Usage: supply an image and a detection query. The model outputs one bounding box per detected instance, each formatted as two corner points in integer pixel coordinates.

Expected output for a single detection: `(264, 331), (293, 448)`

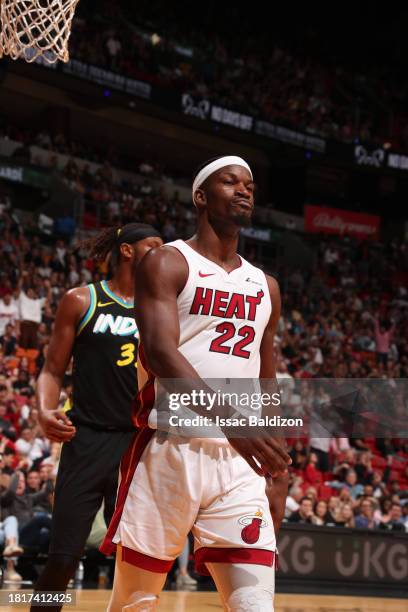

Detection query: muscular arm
(36, 287), (89, 442)
(261, 275), (289, 534)
(134, 248), (291, 476)
(134, 247), (200, 379)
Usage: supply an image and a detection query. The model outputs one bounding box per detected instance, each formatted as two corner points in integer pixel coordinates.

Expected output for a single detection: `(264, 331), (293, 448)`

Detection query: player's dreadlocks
(84, 226), (120, 264)
(83, 224), (162, 275)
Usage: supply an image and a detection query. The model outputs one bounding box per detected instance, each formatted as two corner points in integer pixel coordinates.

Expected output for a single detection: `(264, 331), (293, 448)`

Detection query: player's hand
(39, 409), (76, 443)
(227, 436), (291, 477)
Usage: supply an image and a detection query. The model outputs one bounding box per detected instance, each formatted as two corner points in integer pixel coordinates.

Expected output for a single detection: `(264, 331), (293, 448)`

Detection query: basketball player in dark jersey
(30, 223), (162, 612)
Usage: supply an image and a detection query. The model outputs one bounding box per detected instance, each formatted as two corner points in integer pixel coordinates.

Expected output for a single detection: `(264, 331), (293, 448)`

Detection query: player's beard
(207, 207), (252, 231)
(231, 211), (252, 228)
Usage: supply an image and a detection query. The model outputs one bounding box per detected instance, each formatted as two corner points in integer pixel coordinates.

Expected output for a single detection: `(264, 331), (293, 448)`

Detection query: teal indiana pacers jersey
(70, 281), (137, 430)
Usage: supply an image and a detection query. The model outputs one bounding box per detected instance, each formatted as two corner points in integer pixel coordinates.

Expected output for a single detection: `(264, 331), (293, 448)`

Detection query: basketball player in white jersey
(102, 156), (291, 611)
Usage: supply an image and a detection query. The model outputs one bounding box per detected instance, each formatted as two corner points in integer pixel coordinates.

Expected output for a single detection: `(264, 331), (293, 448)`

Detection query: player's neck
(108, 266), (134, 301)
(190, 225), (240, 268)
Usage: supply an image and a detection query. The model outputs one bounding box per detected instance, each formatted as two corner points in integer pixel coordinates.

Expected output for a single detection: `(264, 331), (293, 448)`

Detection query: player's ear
(120, 243), (133, 260)
(193, 188), (206, 210)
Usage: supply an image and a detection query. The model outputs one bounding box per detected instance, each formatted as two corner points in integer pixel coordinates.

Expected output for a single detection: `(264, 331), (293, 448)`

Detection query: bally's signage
(304, 205), (380, 240)
(354, 145), (385, 168)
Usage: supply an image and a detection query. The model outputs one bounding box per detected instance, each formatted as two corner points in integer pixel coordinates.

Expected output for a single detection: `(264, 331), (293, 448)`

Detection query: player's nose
(235, 182), (252, 199)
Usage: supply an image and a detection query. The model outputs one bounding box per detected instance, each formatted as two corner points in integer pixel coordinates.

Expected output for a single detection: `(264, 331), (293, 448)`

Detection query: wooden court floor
(3, 590), (406, 612)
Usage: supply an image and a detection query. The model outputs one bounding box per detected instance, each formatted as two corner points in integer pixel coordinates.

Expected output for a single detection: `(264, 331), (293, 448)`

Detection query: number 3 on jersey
(209, 322), (255, 359)
(117, 342), (137, 367)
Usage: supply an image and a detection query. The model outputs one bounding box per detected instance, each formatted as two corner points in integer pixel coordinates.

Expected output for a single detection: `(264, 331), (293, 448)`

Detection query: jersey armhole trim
(262, 271), (273, 317)
(76, 284), (97, 336)
(165, 243), (190, 299)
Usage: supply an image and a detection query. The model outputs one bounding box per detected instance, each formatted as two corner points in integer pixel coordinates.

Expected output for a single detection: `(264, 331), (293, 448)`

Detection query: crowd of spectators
(0, 144), (407, 583)
(277, 237), (408, 379)
(61, 0), (408, 150)
(284, 444), (407, 532)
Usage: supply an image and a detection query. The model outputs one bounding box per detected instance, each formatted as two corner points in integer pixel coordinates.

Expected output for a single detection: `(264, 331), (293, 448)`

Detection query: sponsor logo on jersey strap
(97, 301), (115, 307)
(199, 271), (216, 277)
(239, 510), (268, 544)
(245, 277), (263, 287)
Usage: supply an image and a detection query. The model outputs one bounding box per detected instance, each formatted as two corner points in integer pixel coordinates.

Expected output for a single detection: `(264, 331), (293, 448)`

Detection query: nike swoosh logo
(199, 271), (216, 278)
(98, 301), (115, 307)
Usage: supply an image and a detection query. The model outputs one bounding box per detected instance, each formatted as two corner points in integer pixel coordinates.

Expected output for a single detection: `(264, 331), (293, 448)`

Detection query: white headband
(192, 155), (253, 202)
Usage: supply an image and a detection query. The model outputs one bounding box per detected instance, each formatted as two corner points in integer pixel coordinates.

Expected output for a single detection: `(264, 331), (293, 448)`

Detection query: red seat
(318, 484), (334, 500)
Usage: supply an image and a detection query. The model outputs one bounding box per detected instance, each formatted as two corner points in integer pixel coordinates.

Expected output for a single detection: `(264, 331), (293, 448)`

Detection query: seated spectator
(16, 275), (50, 350)
(2, 447), (17, 475)
(355, 498), (376, 530)
(338, 487), (353, 506)
(15, 426), (48, 469)
(0, 404), (16, 441)
(0, 323), (18, 359)
(312, 500), (329, 526)
(289, 440), (307, 470)
(0, 294), (18, 337)
(304, 452), (323, 486)
(1, 471), (53, 553)
(371, 470), (388, 498)
(287, 496), (315, 524)
(378, 502), (405, 532)
(335, 503), (355, 528)
(31, 464), (53, 515)
(12, 369), (34, 397)
(327, 469), (364, 500)
(285, 485), (302, 518)
(25, 470), (41, 493)
(305, 486), (318, 504)
(326, 496), (341, 525)
(388, 479), (402, 500)
(402, 501), (408, 532)
(309, 437), (331, 473)
(354, 451), (373, 485)
(374, 497), (392, 524)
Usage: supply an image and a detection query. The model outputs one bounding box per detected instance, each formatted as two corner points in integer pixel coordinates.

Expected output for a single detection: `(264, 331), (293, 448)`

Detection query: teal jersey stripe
(101, 280), (134, 309)
(77, 284), (97, 335)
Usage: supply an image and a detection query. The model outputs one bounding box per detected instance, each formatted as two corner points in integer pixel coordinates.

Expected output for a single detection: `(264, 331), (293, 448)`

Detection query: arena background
(0, 1), (407, 610)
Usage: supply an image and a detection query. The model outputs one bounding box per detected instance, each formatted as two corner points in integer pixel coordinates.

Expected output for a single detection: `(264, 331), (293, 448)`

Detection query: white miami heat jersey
(168, 239), (272, 378)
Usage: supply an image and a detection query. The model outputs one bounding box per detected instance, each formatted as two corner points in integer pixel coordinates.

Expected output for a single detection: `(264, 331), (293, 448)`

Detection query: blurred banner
(0, 159), (50, 189)
(304, 205), (380, 239)
(24, 56), (408, 174)
(277, 524), (408, 596)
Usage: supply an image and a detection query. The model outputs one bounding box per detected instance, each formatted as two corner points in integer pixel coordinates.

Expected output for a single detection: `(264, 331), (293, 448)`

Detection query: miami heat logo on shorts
(238, 510), (268, 544)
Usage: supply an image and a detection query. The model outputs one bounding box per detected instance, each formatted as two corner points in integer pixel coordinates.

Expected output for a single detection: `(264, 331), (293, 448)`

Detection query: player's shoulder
(59, 285), (91, 315)
(139, 243), (189, 273)
(137, 244), (189, 291)
(263, 273), (280, 295)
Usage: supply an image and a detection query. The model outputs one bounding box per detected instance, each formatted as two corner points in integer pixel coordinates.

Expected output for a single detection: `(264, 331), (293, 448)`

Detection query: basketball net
(0, 0), (80, 64)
